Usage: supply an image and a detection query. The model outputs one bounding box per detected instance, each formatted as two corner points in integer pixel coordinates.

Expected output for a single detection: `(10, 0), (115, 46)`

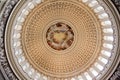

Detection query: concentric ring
(5, 0), (117, 80)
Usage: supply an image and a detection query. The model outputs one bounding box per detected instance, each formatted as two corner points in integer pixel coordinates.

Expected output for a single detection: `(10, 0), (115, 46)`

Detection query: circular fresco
(46, 22), (74, 51)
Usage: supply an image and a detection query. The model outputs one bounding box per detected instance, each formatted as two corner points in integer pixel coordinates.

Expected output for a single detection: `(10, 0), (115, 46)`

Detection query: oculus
(46, 22), (74, 50)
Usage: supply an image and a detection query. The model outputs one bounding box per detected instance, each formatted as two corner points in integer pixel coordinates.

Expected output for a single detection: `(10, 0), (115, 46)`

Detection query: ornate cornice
(0, 0), (19, 80)
(109, 0), (120, 80)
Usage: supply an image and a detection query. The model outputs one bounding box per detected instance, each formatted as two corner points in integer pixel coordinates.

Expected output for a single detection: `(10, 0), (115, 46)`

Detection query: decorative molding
(0, 0), (7, 15)
(110, 63), (120, 80)
(0, 0), (19, 80)
(112, 0), (120, 13)
(109, 0), (120, 80)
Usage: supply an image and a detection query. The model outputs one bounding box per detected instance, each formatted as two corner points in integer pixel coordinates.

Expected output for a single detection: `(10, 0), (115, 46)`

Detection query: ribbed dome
(20, 0), (102, 79)
(4, 0), (119, 80)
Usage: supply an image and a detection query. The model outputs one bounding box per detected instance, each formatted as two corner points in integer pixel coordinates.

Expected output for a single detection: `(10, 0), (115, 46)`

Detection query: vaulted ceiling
(0, 0), (120, 80)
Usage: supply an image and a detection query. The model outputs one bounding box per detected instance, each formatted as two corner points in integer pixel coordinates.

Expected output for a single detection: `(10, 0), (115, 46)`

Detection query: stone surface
(0, 70), (4, 80)
(0, 0), (18, 80)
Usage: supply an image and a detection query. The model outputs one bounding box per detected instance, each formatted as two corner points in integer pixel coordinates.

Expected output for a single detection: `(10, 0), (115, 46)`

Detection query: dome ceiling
(0, 0), (120, 80)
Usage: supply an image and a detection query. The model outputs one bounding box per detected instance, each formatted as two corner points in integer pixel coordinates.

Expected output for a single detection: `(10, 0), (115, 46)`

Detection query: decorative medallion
(46, 22), (74, 50)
